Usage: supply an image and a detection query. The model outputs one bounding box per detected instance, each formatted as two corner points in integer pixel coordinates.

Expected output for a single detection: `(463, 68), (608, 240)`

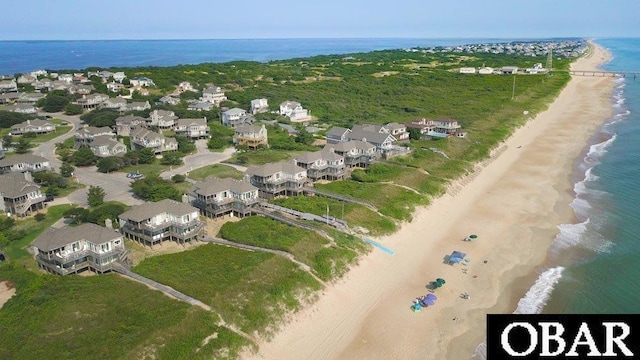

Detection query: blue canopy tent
(448, 251), (466, 265)
(421, 293), (438, 306)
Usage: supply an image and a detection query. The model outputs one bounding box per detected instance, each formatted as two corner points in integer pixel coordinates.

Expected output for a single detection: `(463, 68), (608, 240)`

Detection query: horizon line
(0, 36), (593, 42)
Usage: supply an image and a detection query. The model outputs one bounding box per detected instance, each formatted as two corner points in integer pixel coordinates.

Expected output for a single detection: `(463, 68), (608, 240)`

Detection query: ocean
(512, 38), (640, 316)
(2, 37), (534, 76)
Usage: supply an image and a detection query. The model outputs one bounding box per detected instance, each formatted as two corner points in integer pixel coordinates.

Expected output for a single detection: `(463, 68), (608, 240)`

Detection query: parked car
(44, 194), (54, 202)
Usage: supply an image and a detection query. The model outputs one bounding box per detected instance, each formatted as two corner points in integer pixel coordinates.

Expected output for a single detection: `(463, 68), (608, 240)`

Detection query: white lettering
(603, 322), (634, 356)
(540, 322), (566, 356)
(501, 322), (538, 356)
(566, 322), (602, 357)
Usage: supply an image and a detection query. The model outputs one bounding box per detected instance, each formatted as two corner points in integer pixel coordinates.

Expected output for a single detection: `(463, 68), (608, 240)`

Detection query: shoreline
(243, 41), (615, 360)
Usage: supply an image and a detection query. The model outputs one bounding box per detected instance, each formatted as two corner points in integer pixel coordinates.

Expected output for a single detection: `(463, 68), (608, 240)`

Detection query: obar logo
(487, 314), (639, 359)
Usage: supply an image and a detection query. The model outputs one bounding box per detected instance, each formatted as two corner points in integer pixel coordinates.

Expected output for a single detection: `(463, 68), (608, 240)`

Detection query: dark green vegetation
(187, 164), (244, 181)
(0, 265), (250, 360)
(134, 244), (323, 338)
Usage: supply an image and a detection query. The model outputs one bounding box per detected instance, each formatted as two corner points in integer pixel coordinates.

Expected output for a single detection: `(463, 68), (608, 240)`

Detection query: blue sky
(1, 0), (638, 40)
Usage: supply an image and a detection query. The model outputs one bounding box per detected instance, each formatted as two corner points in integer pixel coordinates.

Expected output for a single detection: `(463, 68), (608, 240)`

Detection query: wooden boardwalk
(555, 69), (638, 79)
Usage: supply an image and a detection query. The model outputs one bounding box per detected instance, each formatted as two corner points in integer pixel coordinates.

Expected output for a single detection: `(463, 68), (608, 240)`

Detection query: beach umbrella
(436, 278), (446, 285)
(421, 296), (436, 306)
(426, 293), (438, 301)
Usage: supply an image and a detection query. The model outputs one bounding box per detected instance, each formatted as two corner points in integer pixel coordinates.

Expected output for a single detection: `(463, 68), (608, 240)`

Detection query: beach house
(16, 92), (46, 105)
(222, 107), (254, 127)
(250, 98), (269, 114)
(201, 85), (227, 105)
(326, 126), (352, 144)
(148, 109), (178, 129)
(89, 136), (128, 157)
(130, 127), (178, 154)
(115, 115), (146, 136)
(190, 177), (260, 218)
(279, 101), (309, 121)
(130, 77), (155, 87)
(74, 126), (115, 148)
(0, 154), (51, 174)
(347, 124), (396, 156)
(294, 149), (346, 181)
(324, 140), (376, 168)
(0, 79), (17, 93)
(0, 172), (47, 216)
(187, 101), (214, 112)
(74, 93), (109, 110)
(10, 119), (55, 136)
(102, 96), (127, 110)
(459, 67), (477, 74)
(174, 118), (210, 139)
(3, 103), (37, 114)
(233, 124), (268, 149)
(122, 101), (151, 112)
(245, 161), (309, 199)
(383, 122), (410, 142)
(118, 199), (204, 247)
(32, 223), (129, 275)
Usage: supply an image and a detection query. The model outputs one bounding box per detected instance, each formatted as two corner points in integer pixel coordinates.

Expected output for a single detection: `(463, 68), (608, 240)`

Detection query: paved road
(32, 112), (82, 171)
(160, 141), (237, 180)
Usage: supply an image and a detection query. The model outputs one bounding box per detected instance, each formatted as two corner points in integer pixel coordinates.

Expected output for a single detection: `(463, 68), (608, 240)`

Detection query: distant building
(0, 172), (46, 217)
(201, 85), (227, 105)
(245, 161), (309, 199)
(10, 119), (55, 135)
(115, 115), (146, 136)
(250, 98), (269, 114)
(174, 118), (209, 139)
(294, 149), (346, 181)
(501, 66), (519, 74)
(74, 126), (115, 148)
(279, 101), (309, 121)
(148, 109), (177, 129)
(0, 154), (51, 174)
(130, 77), (155, 87)
(233, 124), (268, 149)
(130, 127), (178, 154)
(459, 67), (476, 74)
(89, 136), (128, 158)
(222, 107), (254, 127)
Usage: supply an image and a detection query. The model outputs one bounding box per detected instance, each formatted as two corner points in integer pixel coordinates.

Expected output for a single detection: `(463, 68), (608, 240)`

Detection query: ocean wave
(585, 133), (617, 163)
(514, 267), (565, 314)
(553, 219), (590, 249)
(472, 267), (566, 360)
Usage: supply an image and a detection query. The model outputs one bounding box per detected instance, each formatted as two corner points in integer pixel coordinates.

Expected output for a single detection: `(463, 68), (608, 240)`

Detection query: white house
(279, 101), (309, 121)
(221, 107), (253, 127)
(250, 98), (269, 114)
(174, 118), (210, 139)
(130, 77), (155, 87)
(478, 67), (494, 75)
(89, 136), (128, 157)
(459, 67), (476, 74)
(148, 109), (177, 129)
(201, 85), (227, 105)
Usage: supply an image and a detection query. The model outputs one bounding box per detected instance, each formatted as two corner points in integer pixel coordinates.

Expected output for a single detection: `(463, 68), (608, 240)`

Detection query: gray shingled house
(245, 161), (309, 199)
(0, 172), (46, 216)
(190, 177), (259, 218)
(118, 199), (204, 247)
(32, 223), (128, 275)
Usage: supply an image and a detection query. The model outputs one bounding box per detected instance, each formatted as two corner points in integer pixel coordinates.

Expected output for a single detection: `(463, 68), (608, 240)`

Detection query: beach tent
(432, 278), (446, 288)
(411, 303), (423, 312)
(448, 251), (466, 265)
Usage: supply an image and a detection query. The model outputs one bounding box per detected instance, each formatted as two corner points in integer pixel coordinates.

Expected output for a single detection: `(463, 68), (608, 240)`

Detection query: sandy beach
(0, 281), (16, 310)
(243, 42), (614, 360)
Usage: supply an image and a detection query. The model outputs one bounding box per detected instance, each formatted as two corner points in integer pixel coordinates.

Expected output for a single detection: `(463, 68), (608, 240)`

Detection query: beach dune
(243, 42), (614, 360)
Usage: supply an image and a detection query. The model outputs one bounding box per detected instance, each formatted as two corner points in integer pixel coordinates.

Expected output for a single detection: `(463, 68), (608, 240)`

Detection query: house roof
(177, 118), (207, 127)
(0, 172), (41, 198)
(326, 126), (351, 138)
(0, 154), (49, 167)
(79, 126), (113, 136)
(11, 119), (53, 129)
(223, 107), (246, 116)
(352, 123), (386, 133)
(384, 122), (407, 131)
(348, 129), (395, 145)
(32, 223), (122, 252)
(115, 115), (145, 125)
(246, 161), (306, 177)
(130, 127), (164, 141)
(203, 86), (223, 94)
(91, 135), (123, 149)
(235, 124), (263, 134)
(280, 100), (301, 107)
(191, 177), (258, 196)
(119, 199), (198, 222)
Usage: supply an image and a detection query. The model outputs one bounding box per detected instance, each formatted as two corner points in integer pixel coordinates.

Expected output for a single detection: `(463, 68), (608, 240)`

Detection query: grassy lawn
(219, 216), (368, 280)
(224, 149), (305, 166)
(315, 180), (427, 222)
(1, 204), (75, 270)
(0, 265), (250, 360)
(187, 164), (244, 181)
(271, 196), (397, 236)
(134, 244), (322, 338)
(49, 179), (86, 197)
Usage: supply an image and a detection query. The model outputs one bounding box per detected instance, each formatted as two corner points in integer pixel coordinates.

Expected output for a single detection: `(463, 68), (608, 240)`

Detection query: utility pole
(511, 75), (516, 100)
(326, 203), (329, 225)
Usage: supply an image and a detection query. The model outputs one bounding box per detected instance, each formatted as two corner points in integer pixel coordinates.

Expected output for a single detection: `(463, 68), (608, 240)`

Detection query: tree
(137, 147), (156, 164)
(171, 174), (186, 183)
(63, 207), (90, 224)
(1, 135), (12, 148)
(73, 147), (97, 166)
(407, 127), (422, 140)
(80, 108), (120, 127)
(87, 202), (128, 226)
(124, 150), (141, 166)
(295, 127), (314, 145)
(42, 93), (72, 112)
(97, 156), (125, 173)
(64, 103), (83, 115)
(160, 151), (182, 165)
(60, 162), (74, 177)
(14, 138), (31, 154)
(87, 185), (106, 207)
(130, 175), (181, 202)
(175, 135), (196, 154)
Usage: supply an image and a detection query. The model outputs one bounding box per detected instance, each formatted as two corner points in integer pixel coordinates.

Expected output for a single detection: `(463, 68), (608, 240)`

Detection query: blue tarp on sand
(449, 251), (466, 264)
